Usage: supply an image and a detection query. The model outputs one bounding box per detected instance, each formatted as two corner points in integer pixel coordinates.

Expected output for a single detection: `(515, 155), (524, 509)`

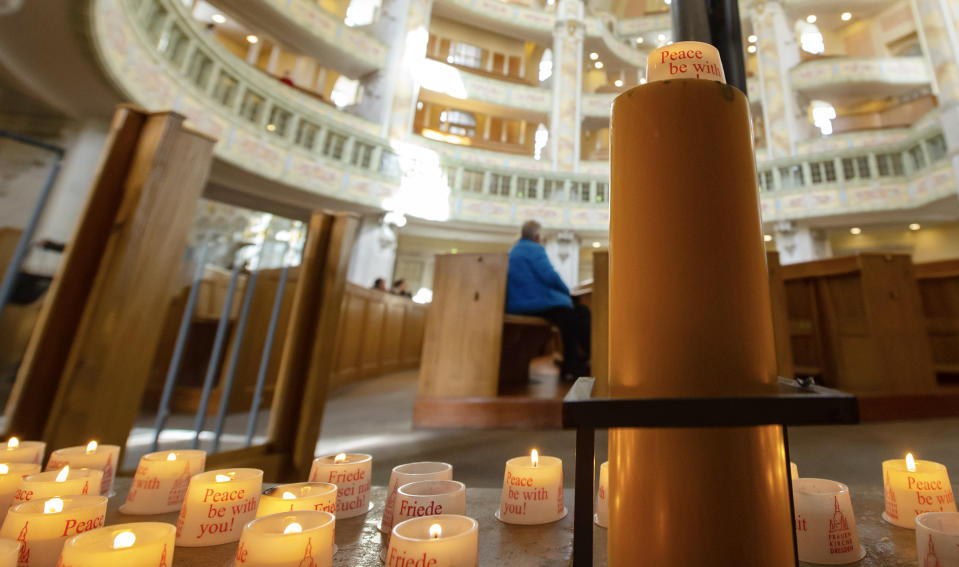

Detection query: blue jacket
(506, 238), (572, 314)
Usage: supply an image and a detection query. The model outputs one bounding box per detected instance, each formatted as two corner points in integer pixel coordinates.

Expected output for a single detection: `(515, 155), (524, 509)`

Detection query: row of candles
(0, 437), (953, 565)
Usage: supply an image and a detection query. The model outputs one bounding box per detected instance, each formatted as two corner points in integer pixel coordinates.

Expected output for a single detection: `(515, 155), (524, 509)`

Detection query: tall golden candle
(608, 42), (793, 566)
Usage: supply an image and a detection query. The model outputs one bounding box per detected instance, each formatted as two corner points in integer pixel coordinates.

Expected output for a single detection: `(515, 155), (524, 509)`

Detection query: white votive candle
(381, 462), (453, 534)
(595, 461), (608, 528)
(0, 464), (41, 522)
(883, 453), (956, 529)
(0, 495), (108, 567)
(175, 468), (262, 547)
(235, 510), (334, 567)
(1, 439), (44, 466)
(916, 512), (959, 565)
(256, 482), (337, 518)
(120, 450), (206, 515)
(46, 442), (119, 496)
(0, 539), (18, 567)
(309, 453), (372, 519)
(386, 515), (478, 567)
(59, 522), (175, 566)
(14, 467), (102, 506)
(497, 449), (566, 525)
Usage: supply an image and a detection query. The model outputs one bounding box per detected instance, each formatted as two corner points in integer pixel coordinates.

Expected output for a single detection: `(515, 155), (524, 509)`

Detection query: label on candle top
(646, 41), (725, 84)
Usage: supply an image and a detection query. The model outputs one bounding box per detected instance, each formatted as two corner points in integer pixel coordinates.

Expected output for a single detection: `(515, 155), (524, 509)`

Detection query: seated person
(506, 220), (590, 382)
(372, 278), (388, 292)
(392, 278), (412, 298)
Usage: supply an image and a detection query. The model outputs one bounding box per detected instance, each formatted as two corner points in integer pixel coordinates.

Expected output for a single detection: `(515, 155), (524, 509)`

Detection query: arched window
(810, 100), (837, 136)
(330, 76), (361, 108)
(533, 124), (549, 160)
(344, 0), (381, 26)
(796, 21), (825, 54)
(539, 49), (553, 82)
(439, 110), (476, 137)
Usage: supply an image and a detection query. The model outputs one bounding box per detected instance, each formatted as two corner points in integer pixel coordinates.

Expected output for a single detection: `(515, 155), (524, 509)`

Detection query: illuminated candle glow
(14, 467), (103, 506)
(46, 442), (120, 496)
(386, 515), (478, 567)
(883, 453), (956, 529)
(0, 463), (41, 523)
(498, 450), (565, 525)
(255, 483), (337, 518)
(2, 438), (45, 466)
(59, 522), (175, 567)
(382, 480), (467, 560)
(120, 450), (205, 515)
(0, 495), (108, 567)
(235, 510), (334, 567)
(309, 453), (372, 519)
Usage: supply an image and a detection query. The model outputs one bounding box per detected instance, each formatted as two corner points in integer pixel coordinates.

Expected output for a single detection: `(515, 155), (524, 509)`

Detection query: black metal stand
(562, 377), (860, 566)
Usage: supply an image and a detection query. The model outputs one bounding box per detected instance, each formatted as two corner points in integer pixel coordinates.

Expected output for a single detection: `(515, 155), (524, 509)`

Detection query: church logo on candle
(827, 496), (854, 555)
(17, 522), (28, 564)
(922, 534), (940, 567)
(297, 538), (317, 567)
(158, 543), (168, 567)
(884, 471), (899, 520)
(167, 463), (191, 506)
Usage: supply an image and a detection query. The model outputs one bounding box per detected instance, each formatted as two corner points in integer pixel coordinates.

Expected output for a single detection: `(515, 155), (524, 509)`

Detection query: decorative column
(544, 230), (580, 289)
(549, 0), (585, 172)
(351, 0), (432, 139)
(346, 215), (398, 288)
(772, 222), (831, 264)
(750, 2), (802, 159)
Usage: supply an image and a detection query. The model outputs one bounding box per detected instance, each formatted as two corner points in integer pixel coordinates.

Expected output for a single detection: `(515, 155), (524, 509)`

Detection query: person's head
(520, 220), (542, 244)
(373, 278), (387, 291)
(393, 279), (406, 291)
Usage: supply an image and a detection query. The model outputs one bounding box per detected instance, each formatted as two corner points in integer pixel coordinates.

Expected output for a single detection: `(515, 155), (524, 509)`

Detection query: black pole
(671, 0), (748, 96)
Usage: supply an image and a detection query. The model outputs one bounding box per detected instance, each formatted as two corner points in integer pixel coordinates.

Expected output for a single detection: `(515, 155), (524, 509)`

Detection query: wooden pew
(914, 259), (959, 385)
(780, 254), (937, 399)
(415, 252), (558, 428)
(766, 251), (795, 379)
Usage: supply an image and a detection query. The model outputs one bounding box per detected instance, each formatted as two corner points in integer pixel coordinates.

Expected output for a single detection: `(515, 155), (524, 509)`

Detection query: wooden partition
(329, 283), (427, 390)
(590, 251), (609, 396)
(780, 253), (936, 394)
(766, 251), (794, 379)
(4, 107), (215, 447)
(915, 259), (959, 384)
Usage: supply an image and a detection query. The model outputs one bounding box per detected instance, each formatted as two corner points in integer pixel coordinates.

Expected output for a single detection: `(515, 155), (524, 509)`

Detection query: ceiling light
(266, 123), (276, 132)
(595, 61), (604, 69)
(657, 33), (666, 42)
(211, 13), (226, 24)
(589, 52), (599, 60)
(806, 14), (817, 23)
(636, 37), (644, 44)
(747, 34), (757, 43)
(909, 223), (921, 231)
(592, 242), (601, 248)
(664, 0), (671, 4)
(850, 227), (862, 235)
(841, 12), (852, 21)
(763, 234), (773, 242)
(747, 45), (757, 53)
(246, 34), (259, 44)
(639, 77), (647, 84)
(614, 79), (624, 87)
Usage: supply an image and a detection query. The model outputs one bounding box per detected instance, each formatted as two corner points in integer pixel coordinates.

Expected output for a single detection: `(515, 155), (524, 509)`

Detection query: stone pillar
(750, 2), (802, 159)
(544, 230), (580, 289)
(266, 44), (281, 74)
(350, 0), (432, 139)
(245, 40), (262, 65)
(773, 222), (831, 264)
(346, 215), (398, 287)
(549, 0), (584, 172)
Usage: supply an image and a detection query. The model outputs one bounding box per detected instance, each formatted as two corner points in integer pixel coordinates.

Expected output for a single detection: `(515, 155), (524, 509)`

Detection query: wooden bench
(415, 252), (560, 428)
(915, 259), (959, 385)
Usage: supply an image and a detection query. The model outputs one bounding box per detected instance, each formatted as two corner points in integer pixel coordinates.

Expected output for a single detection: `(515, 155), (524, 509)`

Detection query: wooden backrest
(5, 107), (214, 447)
(780, 253), (935, 394)
(765, 251), (794, 379)
(418, 253), (509, 398)
(914, 259), (959, 382)
(591, 250), (609, 397)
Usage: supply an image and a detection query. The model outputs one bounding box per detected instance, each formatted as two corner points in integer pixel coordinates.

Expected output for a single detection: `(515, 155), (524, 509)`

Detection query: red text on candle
(202, 487), (246, 503)
(504, 472), (532, 487)
(61, 514), (105, 537)
(387, 547), (438, 567)
(327, 468), (366, 483)
(399, 500), (443, 517)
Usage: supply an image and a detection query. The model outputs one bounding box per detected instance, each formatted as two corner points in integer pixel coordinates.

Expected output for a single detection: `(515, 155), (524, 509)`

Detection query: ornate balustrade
(95, 0), (956, 232)
(790, 56), (929, 95)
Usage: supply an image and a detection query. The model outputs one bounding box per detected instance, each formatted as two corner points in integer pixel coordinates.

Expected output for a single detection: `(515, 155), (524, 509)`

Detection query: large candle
(14, 467), (102, 505)
(46, 442), (119, 496)
(608, 42), (793, 566)
(0, 539), (18, 567)
(883, 453), (956, 529)
(309, 453), (372, 518)
(381, 462), (452, 534)
(497, 449), (565, 525)
(175, 468), (262, 547)
(386, 515), (477, 567)
(256, 482), (337, 518)
(120, 450), (206, 515)
(235, 510), (334, 567)
(0, 464), (41, 521)
(58, 522), (175, 566)
(0, 495), (108, 567)
(1, 439), (44, 466)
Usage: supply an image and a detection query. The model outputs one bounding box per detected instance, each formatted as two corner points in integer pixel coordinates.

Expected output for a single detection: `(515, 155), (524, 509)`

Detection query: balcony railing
(94, 0), (956, 231)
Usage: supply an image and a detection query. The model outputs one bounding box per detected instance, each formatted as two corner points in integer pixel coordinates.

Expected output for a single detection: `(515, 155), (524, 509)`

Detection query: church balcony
(789, 56), (930, 105)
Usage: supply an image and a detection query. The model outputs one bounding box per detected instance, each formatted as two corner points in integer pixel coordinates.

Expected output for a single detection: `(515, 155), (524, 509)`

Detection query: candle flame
(113, 531), (136, 549)
(85, 441), (98, 454)
(334, 453), (347, 464)
(7, 438), (19, 450)
(531, 449), (539, 468)
(429, 524), (442, 539)
(0, 465), (8, 475)
(215, 474), (232, 482)
(55, 465), (70, 482)
(282, 491), (296, 500)
(44, 498), (64, 514)
(167, 453), (177, 461)
(283, 522), (303, 534)
(906, 453), (917, 472)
